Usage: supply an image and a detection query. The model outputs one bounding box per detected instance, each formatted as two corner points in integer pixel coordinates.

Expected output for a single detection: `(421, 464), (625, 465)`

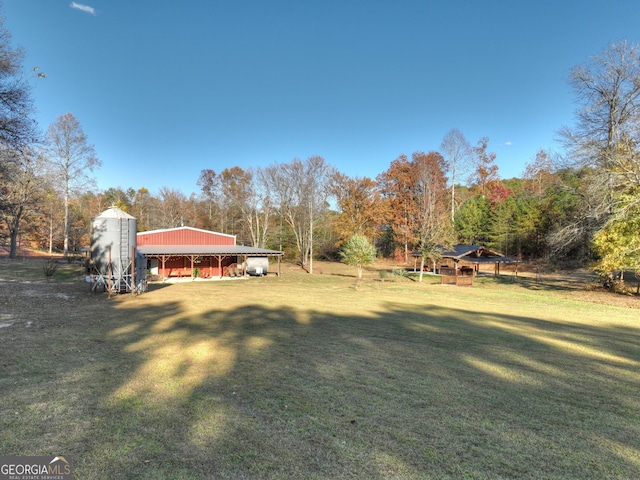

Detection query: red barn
(137, 227), (283, 279)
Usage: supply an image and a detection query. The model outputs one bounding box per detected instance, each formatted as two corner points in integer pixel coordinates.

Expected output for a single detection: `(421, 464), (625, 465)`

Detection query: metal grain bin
(90, 206), (137, 292)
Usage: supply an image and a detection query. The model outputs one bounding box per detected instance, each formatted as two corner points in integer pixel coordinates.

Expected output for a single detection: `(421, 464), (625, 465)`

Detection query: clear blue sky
(5, 1), (640, 196)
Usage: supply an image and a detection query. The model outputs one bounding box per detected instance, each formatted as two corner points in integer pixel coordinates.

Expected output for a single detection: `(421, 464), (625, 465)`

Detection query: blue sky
(5, 1), (640, 196)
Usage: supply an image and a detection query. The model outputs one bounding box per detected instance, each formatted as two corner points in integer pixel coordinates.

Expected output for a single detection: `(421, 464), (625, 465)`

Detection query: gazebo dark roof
(439, 244), (520, 264)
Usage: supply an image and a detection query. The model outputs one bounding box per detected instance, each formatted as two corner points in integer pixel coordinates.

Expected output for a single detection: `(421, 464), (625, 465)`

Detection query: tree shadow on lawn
(478, 272), (589, 293)
(2, 293), (639, 479)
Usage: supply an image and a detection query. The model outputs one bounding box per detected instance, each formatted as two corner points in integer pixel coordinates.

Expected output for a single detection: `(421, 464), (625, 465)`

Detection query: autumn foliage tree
(377, 151), (451, 264)
(330, 173), (387, 244)
(592, 191), (640, 289)
(376, 155), (415, 261)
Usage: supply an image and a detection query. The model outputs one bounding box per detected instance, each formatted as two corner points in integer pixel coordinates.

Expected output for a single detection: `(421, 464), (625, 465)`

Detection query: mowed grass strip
(0, 260), (639, 479)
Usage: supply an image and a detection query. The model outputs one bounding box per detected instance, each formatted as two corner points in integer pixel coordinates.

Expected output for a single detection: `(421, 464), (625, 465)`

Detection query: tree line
(0, 7), (638, 283)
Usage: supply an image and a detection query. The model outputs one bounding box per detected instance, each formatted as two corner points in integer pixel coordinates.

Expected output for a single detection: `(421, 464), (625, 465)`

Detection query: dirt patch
(0, 246), (64, 259)
(0, 278), (87, 329)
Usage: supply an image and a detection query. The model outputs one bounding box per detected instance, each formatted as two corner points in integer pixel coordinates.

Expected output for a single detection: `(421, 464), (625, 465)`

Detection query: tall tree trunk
(308, 207), (314, 274)
(9, 215), (20, 259)
(63, 190), (69, 257)
(48, 208), (53, 254)
(451, 164), (456, 221)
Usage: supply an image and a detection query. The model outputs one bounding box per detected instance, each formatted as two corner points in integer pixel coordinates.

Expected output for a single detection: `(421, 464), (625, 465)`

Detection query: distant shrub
(391, 268), (408, 278)
(43, 259), (58, 281)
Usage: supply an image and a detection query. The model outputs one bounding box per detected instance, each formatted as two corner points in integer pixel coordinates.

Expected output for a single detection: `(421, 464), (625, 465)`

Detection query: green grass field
(0, 259), (639, 479)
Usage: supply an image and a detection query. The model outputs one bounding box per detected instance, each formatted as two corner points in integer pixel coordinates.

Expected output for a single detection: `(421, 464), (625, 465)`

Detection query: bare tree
(440, 128), (471, 221)
(522, 149), (557, 197)
(216, 166), (273, 247)
(263, 157), (334, 273)
(412, 151), (451, 280)
(128, 187), (157, 231)
(246, 168), (272, 248)
(219, 166), (251, 242)
(469, 137), (499, 197)
(556, 41), (640, 260)
(0, 147), (43, 257)
(41, 113), (101, 256)
(156, 187), (190, 228)
(197, 169), (221, 229)
(561, 41), (640, 175)
(0, 12), (37, 150)
(39, 188), (64, 254)
(0, 8), (39, 244)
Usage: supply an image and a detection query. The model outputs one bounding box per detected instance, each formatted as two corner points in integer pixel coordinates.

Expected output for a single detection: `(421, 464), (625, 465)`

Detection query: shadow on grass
(478, 272), (596, 293)
(1, 284), (639, 479)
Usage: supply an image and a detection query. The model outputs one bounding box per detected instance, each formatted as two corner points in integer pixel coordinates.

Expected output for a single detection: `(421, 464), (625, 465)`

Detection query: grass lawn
(0, 258), (639, 479)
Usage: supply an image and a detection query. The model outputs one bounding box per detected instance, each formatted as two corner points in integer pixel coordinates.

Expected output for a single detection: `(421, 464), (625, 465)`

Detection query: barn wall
(137, 228), (235, 246)
(160, 256), (235, 278)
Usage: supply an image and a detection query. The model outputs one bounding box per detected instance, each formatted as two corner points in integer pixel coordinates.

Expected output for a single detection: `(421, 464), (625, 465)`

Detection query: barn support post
(107, 246), (112, 299)
(217, 255), (223, 278)
(131, 246), (136, 295)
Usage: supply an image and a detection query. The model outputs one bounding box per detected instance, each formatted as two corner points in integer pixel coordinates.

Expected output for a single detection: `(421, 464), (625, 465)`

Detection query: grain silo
(90, 206), (142, 293)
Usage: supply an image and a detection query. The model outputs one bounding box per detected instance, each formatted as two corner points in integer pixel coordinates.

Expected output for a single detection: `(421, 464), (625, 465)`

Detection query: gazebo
(412, 245), (520, 286)
(440, 245), (521, 276)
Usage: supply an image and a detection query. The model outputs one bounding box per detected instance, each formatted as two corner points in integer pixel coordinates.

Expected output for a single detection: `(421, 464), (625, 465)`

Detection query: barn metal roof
(137, 226), (236, 240)
(136, 245), (283, 256)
